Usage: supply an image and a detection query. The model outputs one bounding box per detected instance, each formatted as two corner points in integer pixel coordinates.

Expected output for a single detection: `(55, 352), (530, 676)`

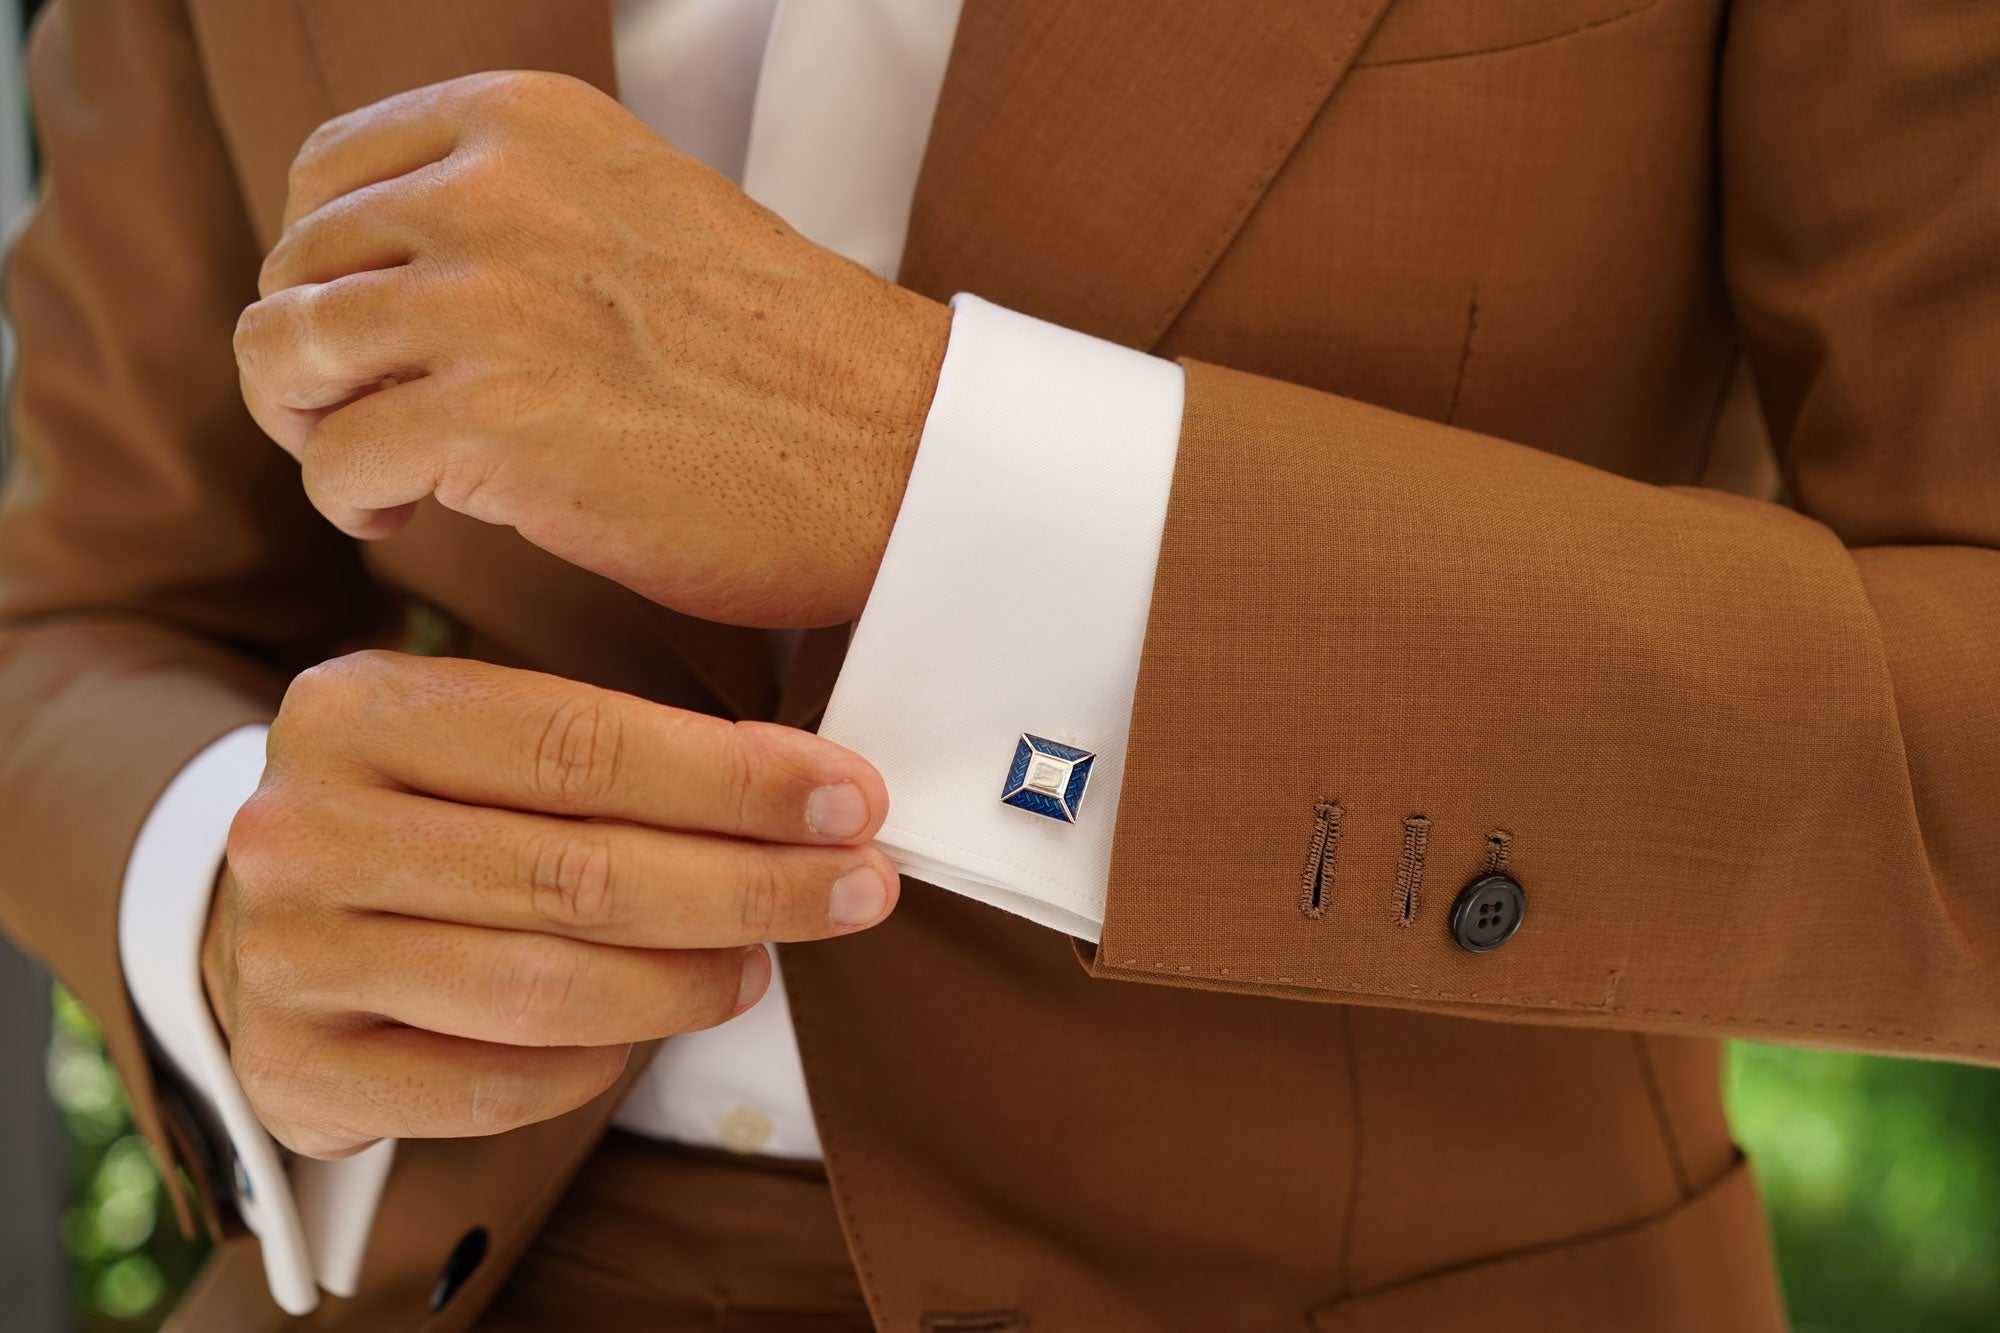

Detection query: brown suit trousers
(477, 1135), (869, 1332)
(4, 0), (1997, 1329)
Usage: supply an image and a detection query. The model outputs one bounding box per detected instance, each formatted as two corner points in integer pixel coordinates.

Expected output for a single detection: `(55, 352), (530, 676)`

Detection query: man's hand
(202, 651), (898, 1159)
(235, 71), (952, 628)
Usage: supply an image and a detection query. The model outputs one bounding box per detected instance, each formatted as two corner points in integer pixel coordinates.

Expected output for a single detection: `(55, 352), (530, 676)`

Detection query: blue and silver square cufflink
(1000, 734), (1096, 823)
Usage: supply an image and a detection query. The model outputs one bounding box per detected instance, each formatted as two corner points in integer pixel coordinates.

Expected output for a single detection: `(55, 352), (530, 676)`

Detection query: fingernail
(806, 783), (869, 840)
(829, 865), (889, 928)
(735, 945), (771, 1012)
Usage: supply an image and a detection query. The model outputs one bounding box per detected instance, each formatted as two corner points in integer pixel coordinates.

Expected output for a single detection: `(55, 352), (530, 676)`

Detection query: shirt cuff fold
(117, 724), (393, 1314)
(819, 294), (1185, 941)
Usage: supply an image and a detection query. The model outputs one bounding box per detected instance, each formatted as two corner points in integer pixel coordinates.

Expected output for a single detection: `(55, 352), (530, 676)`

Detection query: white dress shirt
(115, 0), (1185, 1313)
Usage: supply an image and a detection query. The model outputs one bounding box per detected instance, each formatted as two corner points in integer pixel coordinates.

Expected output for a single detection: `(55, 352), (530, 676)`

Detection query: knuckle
(232, 298), (279, 372)
(722, 723), (764, 834)
(283, 655), (352, 714)
(237, 1035), (362, 1159)
(463, 1069), (540, 1134)
(286, 285), (328, 367)
(491, 937), (580, 1037)
(464, 1045), (626, 1136)
(531, 694), (622, 809)
(224, 789), (286, 870)
(342, 647), (406, 678)
(229, 1035), (290, 1110)
(223, 794), (304, 905)
(524, 830), (616, 931)
(279, 653), (378, 735)
(291, 114), (350, 188)
(733, 853), (788, 940)
(287, 134), (332, 207)
(449, 144), (509, 198)
(227, 911), (299, 1001)
(256, 239), (292, 299)
(468, 68), (560, 118)
(317, 649), (402, 705)
(726, 722), (827, 827)
(230, 1020), (311, 1110)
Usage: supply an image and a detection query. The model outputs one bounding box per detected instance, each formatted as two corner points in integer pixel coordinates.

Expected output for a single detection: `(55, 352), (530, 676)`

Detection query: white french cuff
(818, 293), (1185, 942)
(117, 724), (394, 1316)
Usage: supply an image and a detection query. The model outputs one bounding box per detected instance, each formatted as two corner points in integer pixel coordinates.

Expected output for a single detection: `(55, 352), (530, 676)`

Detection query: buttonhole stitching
(1299, 800), (1345, 920)
(1483, 828), (1513, 874)
(1394, 816), (1431, 926)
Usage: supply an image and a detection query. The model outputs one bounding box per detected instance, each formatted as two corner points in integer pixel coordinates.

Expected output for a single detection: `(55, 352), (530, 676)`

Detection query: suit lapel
(790, 0), (1397, 724)
(898, 0), (1397, 348)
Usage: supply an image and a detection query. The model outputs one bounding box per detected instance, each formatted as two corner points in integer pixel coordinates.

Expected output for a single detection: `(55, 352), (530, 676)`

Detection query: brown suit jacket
(3, 0), (1995, 1328)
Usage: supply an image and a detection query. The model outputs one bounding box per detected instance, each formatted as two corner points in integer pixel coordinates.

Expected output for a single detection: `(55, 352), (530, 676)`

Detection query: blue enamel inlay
(1002, 738), (1034, 797)
(1001, 734), (1095, 822)
(1001, 787), (1073, 822)
(1025, 734), (1093, 763)
(1062, 755), (1094, 816)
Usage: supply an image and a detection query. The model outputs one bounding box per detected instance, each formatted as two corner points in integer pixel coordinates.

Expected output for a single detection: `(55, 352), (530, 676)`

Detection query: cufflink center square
(1024, 754), (1073, 796)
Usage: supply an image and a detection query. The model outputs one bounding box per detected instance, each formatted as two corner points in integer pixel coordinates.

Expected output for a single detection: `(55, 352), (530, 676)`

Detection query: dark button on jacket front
(1451, 873), (1525, 953)
(430, 1227), (489, 1313)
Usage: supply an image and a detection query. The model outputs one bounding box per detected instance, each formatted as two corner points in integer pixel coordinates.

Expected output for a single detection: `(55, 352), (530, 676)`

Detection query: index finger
(292, 654), (888, 845)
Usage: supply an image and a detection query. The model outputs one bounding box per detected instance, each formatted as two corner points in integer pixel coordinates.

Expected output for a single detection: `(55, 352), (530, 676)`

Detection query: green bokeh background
(44, 989), (2000, 1331)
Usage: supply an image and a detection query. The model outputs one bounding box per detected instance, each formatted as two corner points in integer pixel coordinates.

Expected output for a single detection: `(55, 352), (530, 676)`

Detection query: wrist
(844, 287), (952, 620)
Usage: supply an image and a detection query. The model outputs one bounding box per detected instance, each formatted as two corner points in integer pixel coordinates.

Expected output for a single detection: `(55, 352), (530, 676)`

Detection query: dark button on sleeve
(1450, 873), (1524, 953)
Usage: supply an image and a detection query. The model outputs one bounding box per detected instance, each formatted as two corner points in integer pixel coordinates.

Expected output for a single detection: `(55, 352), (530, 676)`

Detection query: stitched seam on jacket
(1445, 296), (1479, 424)
(1353, 0), (1662, 69)
(1631, 1034), (1694, 1198)
(1090, 961), (1990, 1055)
(1335, 1006), (1365, 1296)
(1318, 1158), (1747, 1318)
(771, 958), (890, 1327)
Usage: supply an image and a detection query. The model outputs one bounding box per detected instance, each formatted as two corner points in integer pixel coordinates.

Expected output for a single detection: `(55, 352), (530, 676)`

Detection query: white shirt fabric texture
(114, 0), (1185, 1314)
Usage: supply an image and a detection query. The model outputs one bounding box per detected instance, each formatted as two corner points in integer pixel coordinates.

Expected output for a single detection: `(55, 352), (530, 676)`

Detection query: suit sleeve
(1085, 0), (2000, 1066)
(0, 0), (390, 1228)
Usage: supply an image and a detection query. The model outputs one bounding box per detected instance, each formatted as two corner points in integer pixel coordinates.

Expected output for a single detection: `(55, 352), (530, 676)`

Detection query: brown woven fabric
(476, 1134), (871, 1333)
(6, 0), (1995, 1329)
